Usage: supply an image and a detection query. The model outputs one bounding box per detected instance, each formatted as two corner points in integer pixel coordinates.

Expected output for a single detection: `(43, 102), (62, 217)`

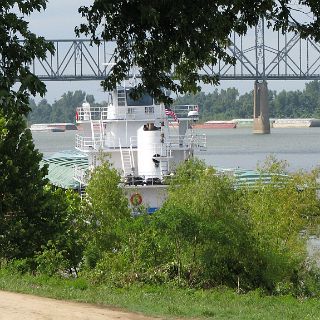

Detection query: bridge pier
(253, 80), (270, 134)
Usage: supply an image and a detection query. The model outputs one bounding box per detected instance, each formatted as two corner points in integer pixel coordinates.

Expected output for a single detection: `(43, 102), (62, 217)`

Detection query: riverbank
(0, 271), (319, 319)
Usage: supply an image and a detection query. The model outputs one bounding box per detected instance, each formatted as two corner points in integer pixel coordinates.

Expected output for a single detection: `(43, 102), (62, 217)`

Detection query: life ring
(130, 192), (142, 206)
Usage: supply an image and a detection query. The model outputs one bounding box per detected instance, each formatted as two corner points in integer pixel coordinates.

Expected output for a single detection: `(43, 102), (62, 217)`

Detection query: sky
(26, 1), (311, 103)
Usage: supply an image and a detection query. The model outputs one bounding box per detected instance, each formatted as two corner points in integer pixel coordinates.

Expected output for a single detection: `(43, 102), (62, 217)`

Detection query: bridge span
(27, 25), (320, 134)
(28, 29), (320, 83)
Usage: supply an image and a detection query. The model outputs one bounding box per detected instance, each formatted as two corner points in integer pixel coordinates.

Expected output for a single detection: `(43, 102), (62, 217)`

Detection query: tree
(0, 1), (53, 115)
(0, 1), (58, 259)
(51, 91), (86, 123)
(86, 94), (95, 104)
(304, 80), (320, 117)
(39, 188), (85, 275)
(28, 98), (52, 124)
(159, 159), (266, 289)
(82, 157), (131, 268)
(242, 157), (320, 292)
(0, 109), (53, 258)
(76, 1), (320, 102)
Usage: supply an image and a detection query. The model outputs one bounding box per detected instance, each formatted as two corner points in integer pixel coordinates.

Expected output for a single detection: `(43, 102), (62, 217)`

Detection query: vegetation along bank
(2, 156), (320, 318)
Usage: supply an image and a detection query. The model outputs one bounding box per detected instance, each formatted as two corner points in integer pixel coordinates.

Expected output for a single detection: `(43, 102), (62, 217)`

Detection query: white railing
(74, 166), (90, 185)
(76, 132), (206, 153)
(129, 144), (135, 169)
(75, 135), (104, 150)
(76, 104), (164, 122)
(185, 133), (207, 150)
(171, 105), (198, 118)
(108, 105), (164, 120)
(76, 106), (108, 122)
(75, 133), (121, 151)
(139, 143), (169, 157)
(165, 134), (206, 150)
(130, 136), (137, 147)
(103, 134), (118, 149)
(75, 135), (94, 151)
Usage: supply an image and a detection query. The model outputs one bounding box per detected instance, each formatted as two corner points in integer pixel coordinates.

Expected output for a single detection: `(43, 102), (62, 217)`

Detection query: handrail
(129, 143), (135, 170)
(76, 104), (164, 122)
(119, 138), (124, 173)
(75, 133), (206, 152)
(74, 166), (90, 185)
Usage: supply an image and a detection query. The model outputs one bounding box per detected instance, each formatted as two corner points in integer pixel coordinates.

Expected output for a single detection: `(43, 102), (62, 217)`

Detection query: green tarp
(41, 150), (88, 189)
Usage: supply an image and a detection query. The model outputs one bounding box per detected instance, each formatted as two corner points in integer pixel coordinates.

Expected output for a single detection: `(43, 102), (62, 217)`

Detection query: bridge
(29, 26), (320, 82)
(28, 22), (320, 134)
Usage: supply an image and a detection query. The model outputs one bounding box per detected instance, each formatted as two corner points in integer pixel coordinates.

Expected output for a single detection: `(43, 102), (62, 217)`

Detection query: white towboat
(74, 87), (206, 213)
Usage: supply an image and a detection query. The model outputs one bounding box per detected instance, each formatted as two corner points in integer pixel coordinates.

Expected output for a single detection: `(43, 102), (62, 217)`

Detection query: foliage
(2, 185), (85, 273)
(82, 157), (320, 295)
(257, 154), (290, 175)
(4, 257), (36, 275)
(45, 188), (85, 274)
(28, 98), (52, 124)
(27, 80), (320, 122)
(35, 241), (68, 277)
(27, 92), (107, 124)
(3, 262), (320, 319)
(174, 80), (320, 121)
(156, 159), (265, 289)
(0, 133), (84, 264)
(76, 1), (320, 102)
(0, 109), (53, 259)
(241, 157), (320, 292)
(50, 91), (86, 123)
(0, 1), (54, 115)
(0, 1), (57, 260)
(82, 157), (131, 268)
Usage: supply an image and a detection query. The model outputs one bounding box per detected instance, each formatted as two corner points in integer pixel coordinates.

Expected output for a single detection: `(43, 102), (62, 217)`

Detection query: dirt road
(0, 290), (159, 320)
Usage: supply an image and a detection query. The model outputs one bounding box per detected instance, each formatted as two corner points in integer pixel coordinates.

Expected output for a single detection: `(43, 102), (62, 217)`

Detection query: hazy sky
(26, 1), (310, 103)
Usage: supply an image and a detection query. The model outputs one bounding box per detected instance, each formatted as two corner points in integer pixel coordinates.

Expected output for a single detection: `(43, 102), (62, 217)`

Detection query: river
(32, 127), (320, 172)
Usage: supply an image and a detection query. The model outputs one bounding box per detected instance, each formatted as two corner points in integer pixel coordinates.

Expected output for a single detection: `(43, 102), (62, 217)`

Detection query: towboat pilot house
(74, 87), (206, 213)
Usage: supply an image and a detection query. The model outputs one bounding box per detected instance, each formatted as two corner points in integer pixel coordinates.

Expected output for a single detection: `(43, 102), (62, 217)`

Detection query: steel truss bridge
(29, 23), (320, 83)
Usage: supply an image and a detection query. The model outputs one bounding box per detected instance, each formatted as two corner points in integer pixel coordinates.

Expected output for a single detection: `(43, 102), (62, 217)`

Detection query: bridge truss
(28, 26), (320, 82)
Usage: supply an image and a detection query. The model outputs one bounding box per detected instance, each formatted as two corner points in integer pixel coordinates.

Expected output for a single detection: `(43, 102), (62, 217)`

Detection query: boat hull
(192, 121), (237, 129)
(272, 118), (320, 128)
(30, 123), (77, 132)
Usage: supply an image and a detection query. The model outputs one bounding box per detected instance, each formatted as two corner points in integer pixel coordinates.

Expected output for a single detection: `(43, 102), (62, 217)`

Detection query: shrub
(35, 241), (68, 277)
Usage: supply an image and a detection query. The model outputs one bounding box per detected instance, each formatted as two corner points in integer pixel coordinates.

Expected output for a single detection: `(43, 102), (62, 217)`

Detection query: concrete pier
(253, 80), (270, 134)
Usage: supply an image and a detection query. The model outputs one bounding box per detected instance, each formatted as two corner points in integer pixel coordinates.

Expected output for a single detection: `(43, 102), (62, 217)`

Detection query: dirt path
(0, 290), (159, 320)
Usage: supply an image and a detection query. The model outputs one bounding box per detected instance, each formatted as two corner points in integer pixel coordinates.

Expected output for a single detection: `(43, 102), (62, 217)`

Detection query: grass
(1, 270), (320, 319)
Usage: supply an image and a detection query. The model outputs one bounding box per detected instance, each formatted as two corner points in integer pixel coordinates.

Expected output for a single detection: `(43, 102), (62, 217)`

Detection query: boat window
(126, 90), (153, 106)
(127, 107), (135, 114)
(145, 106), (154, 114)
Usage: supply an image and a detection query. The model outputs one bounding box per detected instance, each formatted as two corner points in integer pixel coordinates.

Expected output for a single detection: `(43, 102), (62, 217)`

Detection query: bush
(5, 258), (35, 274)
(80, 157), (320, 296)
(35, 241), (68, 277)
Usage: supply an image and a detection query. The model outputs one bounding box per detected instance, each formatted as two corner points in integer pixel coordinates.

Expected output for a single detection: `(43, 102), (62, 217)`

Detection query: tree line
(28, 80), (320, 124)
(27, 91), (106, 125)
(174, 81), (320, 121)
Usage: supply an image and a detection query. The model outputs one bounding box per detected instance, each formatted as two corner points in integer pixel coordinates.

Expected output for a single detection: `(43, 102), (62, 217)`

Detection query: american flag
(165, 107), (178, 122)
